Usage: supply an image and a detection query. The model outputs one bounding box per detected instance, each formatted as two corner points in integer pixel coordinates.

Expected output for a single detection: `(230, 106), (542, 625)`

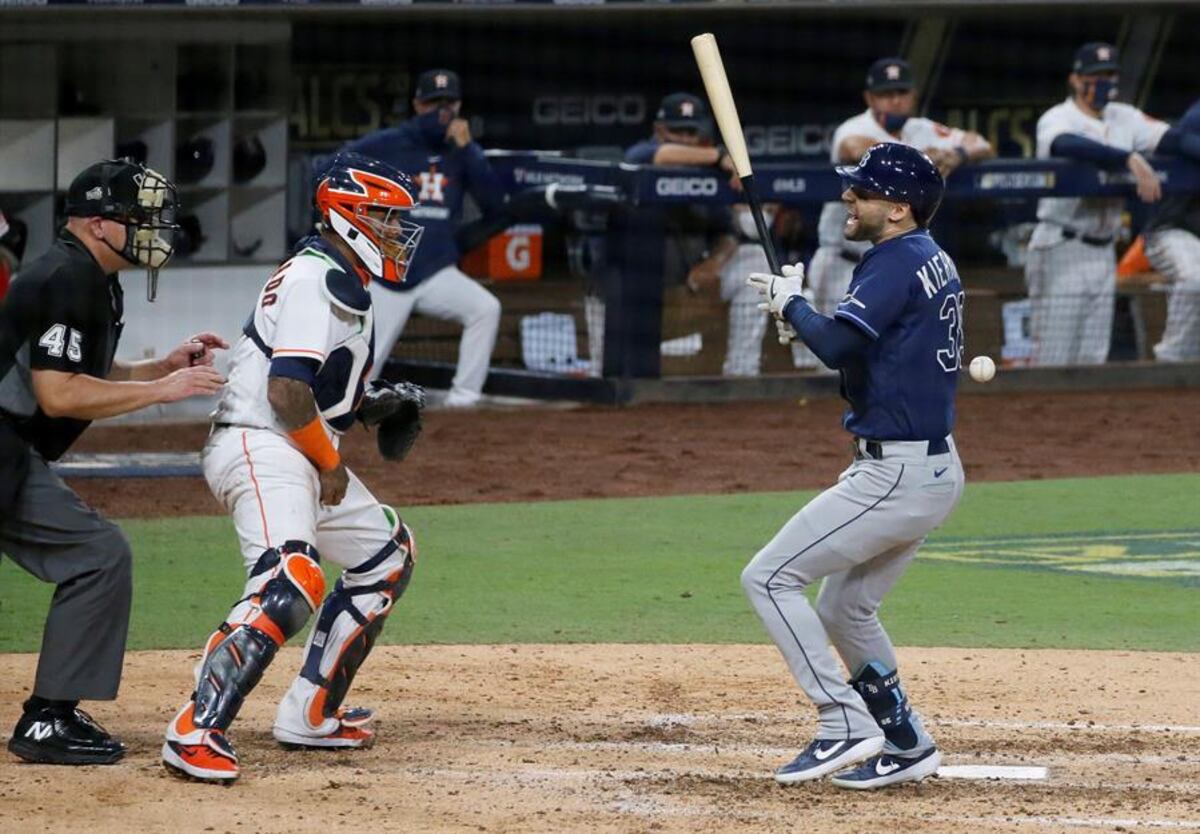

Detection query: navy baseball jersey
(834, 228), (963, 441)
(340, 116), (505, 290)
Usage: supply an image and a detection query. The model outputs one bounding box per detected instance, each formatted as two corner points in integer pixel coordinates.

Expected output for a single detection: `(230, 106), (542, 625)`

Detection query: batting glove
(747, 263), (807, 318)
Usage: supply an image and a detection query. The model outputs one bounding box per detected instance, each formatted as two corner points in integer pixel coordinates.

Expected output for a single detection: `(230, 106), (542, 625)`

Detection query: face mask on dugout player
(119, 166), (179, 302)
(327, 203), (424, 285)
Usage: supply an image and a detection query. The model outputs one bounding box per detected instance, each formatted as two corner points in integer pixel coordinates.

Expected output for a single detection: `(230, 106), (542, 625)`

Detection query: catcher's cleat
(162, 731), (239, 783)
(272, 718), (376, 750)
(336, 706), (374, 728)
(163, 701), (239, 782)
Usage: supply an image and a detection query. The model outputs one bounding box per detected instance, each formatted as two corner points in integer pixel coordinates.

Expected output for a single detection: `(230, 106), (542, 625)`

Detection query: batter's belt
(853, 436), (950, 461)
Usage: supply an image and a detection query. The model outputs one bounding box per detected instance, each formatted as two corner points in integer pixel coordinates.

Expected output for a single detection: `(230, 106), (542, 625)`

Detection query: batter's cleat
(774, 736), (885, 784)
(272, 719), (376, 750)
(7, 702), (126, 766)
(161, 730), (240, 783)
(830, 746), (942, 790)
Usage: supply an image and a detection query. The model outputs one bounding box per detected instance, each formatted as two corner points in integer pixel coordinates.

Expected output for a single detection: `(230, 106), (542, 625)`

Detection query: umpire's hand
(165, 331), (230, 371)
(157, 366), (225, 403)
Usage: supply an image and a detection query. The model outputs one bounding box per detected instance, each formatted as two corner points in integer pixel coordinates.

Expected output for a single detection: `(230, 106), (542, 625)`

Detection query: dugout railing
(381, 154), (1200, 403)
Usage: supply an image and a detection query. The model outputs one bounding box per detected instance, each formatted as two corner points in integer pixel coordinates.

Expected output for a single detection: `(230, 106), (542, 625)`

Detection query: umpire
(0, 159), (227, 765)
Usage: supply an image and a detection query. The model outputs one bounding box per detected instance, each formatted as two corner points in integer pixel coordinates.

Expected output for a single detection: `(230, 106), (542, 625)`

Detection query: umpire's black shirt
(0, 230), (124, 460)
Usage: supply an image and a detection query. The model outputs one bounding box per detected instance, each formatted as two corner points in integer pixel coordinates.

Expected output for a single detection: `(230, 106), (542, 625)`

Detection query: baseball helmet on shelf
(233, 134), (267, 184)
(175, 136), (216, 184)
(313, 152), (423, 286)
(836, 142), (944, 227)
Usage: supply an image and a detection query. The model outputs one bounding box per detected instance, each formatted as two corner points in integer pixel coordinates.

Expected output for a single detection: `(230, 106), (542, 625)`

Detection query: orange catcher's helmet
(314, 152), (423, 285)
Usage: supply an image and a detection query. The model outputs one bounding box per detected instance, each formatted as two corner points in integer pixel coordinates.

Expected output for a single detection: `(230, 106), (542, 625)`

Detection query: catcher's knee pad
(192, 541), (325, 731)
(850, 661), (919, 751)
(296, 525), (414, 728)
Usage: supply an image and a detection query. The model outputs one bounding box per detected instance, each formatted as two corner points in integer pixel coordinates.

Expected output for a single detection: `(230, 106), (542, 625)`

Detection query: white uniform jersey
(1030, 98), (1168, 246)
(211, 240), (374, 440)
(816, 110), (972, 250)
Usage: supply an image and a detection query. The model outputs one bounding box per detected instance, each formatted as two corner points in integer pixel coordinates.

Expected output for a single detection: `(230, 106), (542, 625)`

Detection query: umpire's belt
(1059, 227), (1114, 247)
(854, 437), (950, 460)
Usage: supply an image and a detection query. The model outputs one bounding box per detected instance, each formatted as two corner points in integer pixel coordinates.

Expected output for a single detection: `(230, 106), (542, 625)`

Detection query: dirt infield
(1, 646), (1197, 833)
(68, 388), (1200, 517)
(4, 389), (1198, 831)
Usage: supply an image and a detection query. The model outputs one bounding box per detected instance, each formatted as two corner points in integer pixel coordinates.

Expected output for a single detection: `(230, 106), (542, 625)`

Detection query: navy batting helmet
(835, 142), (945, 227)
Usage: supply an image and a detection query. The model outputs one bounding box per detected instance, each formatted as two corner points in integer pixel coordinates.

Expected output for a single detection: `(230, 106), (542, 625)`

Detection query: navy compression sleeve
(1156, 126), (1200, 162)
(1049, 134), (1130, 171)
(783, 297), (873, 369)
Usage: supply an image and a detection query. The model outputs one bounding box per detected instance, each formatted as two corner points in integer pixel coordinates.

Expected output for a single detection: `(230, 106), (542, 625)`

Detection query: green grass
(1, 473), (1197, 653)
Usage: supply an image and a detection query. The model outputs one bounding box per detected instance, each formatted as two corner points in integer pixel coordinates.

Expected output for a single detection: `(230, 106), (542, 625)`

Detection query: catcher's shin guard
(274, 520), (415, 746)
(164, 542), (324, 779)
(849, 661), (919, 751)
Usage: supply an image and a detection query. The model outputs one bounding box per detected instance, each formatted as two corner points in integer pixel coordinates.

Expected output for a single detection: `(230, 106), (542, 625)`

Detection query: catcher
(162, 152), (426, 783)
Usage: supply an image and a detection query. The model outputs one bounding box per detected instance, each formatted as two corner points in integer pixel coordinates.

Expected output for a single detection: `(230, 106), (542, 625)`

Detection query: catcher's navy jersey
(834, 228), (962, 441)
(340, 117), (505, 289)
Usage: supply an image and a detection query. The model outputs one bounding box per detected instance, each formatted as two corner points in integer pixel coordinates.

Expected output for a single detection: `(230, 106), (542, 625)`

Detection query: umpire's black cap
(866, 58), (914, 92)
(1073, 42), (1120, 75)
(414, 69), (462, 102)
(656, 93), (707, 129)
(64, 159), (143, 219)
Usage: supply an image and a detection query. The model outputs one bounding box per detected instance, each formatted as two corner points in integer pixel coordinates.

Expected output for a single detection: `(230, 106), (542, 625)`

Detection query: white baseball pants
(202, 426), (403, 733)
(370, 265), (501, 406)
(1145, 229), (1200, 362)
(1025, 239), (1116, 366)
(719, 242), (770, 377)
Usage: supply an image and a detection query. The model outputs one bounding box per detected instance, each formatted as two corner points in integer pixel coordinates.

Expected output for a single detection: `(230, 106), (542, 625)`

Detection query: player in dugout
(339, 68), (504, 408)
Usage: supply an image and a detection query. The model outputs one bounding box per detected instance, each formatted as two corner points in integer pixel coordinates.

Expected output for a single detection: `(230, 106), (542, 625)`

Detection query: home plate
(938, 765), (1048, 781)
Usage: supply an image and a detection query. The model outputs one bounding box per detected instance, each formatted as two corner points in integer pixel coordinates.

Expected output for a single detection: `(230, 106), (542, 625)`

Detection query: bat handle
(740, 174), (782, 276)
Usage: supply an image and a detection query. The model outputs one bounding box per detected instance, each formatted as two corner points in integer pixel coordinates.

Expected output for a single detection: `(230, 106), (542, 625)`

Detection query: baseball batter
(163, 153), (423, 783)
(744, 143), (963, 789)
(341, 68), (505, 407)
(798, 57), (991, 371)
(1144, 97), (1200, 362)
(1026, 42), (1168, 366)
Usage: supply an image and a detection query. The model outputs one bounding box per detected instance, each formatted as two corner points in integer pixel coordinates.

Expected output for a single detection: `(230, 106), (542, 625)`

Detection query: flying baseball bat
(690, 32), (782, 276)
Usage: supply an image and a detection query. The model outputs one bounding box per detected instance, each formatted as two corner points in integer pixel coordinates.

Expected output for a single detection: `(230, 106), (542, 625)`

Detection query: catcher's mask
(314, 152), (423, 286)
(64, 158), (180, 301)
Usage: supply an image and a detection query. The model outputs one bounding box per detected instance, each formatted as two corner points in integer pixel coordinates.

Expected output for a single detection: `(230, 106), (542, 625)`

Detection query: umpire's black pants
(0, 440), (132, 701)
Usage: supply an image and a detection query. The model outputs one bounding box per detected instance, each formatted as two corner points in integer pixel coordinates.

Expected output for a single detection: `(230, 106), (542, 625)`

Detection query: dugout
(1, 0), (1198, 412)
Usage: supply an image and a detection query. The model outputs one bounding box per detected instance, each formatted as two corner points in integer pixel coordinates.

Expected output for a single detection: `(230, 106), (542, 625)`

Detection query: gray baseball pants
(741, 438), (963, 748)
(0, 450), (132, 701)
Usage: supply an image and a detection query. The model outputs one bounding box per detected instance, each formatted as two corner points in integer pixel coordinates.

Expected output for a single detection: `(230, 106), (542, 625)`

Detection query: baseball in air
(968, 355), (996, 383)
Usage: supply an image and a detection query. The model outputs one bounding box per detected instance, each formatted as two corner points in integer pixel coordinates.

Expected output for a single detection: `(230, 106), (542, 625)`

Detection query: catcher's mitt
(357, 380), (426, 461)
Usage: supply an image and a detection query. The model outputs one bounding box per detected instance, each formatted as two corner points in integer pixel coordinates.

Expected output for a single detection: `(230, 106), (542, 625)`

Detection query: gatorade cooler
(460, 224), (543, 281)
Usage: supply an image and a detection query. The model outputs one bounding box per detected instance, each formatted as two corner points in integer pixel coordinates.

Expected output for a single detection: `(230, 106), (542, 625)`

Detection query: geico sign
(655, 177), (719, 197)
(532, 95), (646, 126)
(506, 235), (532, 271)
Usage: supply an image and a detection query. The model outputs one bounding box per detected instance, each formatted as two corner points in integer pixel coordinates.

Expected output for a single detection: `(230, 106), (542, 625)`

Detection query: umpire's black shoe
(7, 701), (126, 765)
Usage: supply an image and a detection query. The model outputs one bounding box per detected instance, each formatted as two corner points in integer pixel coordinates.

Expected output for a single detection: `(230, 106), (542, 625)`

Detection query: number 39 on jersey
(937, 291), (965, 373)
